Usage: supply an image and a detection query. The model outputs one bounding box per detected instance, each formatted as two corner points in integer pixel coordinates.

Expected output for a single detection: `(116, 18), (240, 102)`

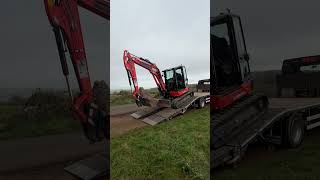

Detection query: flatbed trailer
(132, 91), (210, 125)
(212, 97), (320, 168)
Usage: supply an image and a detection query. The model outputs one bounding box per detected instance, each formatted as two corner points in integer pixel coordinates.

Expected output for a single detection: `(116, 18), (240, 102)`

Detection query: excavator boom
(123, 50), (166, 106)
(44, 0), (110, 141)
(43, 1), (110, 178)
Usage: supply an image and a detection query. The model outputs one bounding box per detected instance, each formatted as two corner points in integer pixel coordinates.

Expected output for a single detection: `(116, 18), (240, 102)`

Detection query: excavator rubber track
(171, 91), (194, 109)
(211, 94), (269, 168)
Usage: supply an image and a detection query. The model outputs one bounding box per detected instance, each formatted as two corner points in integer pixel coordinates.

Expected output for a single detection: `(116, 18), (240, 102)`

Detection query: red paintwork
(78, 0), (110, 19)
(170, 87), (189, 97)
(123, 50), (167, 100)
(123, 50), (191, 102)
(302, 56), (320, 64)
(44, 0), (109, 122)
(211, 80), (252, 110)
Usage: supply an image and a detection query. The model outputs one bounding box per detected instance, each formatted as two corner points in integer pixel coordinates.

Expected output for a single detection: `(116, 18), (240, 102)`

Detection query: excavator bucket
(131, 89), (169, 120)
(138, 88), (171, 108)
(138, 88), (157, 107)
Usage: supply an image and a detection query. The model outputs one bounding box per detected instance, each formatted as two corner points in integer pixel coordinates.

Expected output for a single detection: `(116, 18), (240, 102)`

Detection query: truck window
(211, 23), (230, 45)
(233, 17), (250, 79)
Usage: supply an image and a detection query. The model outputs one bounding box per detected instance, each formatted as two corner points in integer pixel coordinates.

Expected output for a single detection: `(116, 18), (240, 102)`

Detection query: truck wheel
(285, 113), (305, 148)
(198, 98), (205, 109)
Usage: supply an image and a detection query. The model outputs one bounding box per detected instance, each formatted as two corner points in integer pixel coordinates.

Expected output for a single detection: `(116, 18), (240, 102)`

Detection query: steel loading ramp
(131, 94), (204, 126)
(64, 153), (108, 180)
(142, 107), (184, 125)
(131, 106), (184, 126)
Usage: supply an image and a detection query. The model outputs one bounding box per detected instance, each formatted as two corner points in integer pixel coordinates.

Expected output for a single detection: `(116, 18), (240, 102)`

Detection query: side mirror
(244, 53), (250, 61)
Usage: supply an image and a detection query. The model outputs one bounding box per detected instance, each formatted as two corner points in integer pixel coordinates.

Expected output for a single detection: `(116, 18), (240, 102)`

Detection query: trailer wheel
(198, 98), (205, 109)
(285, 113), (305, 148)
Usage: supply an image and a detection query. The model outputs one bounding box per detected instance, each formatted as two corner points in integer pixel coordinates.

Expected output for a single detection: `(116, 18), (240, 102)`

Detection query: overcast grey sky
(212, 0), (320, 71)
(0, 1), (109, 89)
(111, 0), (210, 90)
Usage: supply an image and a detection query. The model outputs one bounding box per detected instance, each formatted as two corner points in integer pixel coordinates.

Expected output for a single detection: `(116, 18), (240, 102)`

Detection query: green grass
(110, 93), (135, 106)
(111, 108), (210, 180)
(0, 104), (81, 140)
(214, 129), (320, 180)
(110, 90), (159, 106)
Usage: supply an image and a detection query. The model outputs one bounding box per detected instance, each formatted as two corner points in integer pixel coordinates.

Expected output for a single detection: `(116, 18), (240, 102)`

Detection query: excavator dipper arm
(123, 50), (166, 105)
(44, 0), (109, 141)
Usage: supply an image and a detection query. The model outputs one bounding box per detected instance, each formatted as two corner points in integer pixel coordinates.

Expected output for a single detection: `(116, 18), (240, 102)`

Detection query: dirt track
(110, 113), (147, 138)
(0, 104), (145, 180)
(110, 104), (152, 138)
(0, 134), (106, 180)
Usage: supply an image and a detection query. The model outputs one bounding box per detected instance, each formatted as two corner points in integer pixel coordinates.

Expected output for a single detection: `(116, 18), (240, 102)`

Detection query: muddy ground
(110, 113), (147, 138)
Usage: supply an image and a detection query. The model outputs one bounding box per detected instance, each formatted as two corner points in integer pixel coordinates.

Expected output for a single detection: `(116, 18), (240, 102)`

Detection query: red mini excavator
(123, 50), (192, 108)
(211, 12), (268, 167)
(123, 50), (210, 126)
(210, 12), (253, 110)
(44, 0), (109, 142)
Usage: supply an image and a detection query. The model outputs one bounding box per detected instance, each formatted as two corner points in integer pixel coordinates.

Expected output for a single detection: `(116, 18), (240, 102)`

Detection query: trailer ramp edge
(64, 153), (109, 180)
(132, 92), (209, 126)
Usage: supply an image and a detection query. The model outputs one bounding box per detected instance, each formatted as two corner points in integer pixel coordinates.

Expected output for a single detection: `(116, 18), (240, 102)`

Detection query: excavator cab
(163, 65), (189, 97)
(211, 12), (252, 109)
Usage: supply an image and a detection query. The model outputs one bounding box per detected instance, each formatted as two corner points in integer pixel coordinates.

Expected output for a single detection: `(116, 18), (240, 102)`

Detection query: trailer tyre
(198, 98), (205, 109)
(286, 113), (305, 148)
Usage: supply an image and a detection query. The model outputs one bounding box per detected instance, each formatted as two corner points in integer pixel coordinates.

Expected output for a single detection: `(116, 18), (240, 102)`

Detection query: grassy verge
(214, 129), (320, 180)
(110, 93), (135, 106)
(111, 108), (210, 179)
(0, 104), (81, 140)
(110, 91), (158, 106)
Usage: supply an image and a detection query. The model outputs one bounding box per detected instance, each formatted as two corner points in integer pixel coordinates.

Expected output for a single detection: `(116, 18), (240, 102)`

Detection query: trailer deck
(212, 97), (320, 168)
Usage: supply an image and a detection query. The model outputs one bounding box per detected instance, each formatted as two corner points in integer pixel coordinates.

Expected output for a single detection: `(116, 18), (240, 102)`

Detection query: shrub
(24, 89), (71, 121)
